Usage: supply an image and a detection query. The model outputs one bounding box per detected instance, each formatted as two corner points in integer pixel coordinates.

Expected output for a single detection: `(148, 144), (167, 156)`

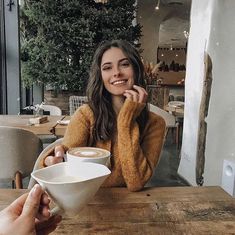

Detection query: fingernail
(56, 151), (63, 157)
(31, 184), (41, 198)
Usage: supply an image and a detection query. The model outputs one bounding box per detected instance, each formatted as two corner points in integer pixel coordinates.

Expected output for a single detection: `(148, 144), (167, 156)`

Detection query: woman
(43, 40), (166, 192)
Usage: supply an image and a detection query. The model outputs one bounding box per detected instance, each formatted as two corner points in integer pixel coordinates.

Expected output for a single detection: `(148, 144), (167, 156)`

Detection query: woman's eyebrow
(101, 57), (129, 67)
(119, 58), (129, 62)
(101, 62), (112, 67)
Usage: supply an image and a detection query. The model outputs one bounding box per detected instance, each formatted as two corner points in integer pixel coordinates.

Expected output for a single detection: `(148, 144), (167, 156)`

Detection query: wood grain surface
(0, 186), (234, 234)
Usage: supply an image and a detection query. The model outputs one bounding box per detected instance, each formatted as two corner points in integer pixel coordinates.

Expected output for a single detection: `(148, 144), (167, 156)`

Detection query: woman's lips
(111, 79), (128, 85)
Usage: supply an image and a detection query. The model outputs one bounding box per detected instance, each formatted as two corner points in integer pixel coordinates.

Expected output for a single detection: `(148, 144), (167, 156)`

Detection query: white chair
(149, 103), (176, 127)
(20, 104), (62, 115)
(148, 103), (179, 146)
(69, 96), (88, 115)
(41, 104), (62, 116)
(37, 104), (62, 145)
(28, 138), (63, 189)
(0, 126), (43, 189)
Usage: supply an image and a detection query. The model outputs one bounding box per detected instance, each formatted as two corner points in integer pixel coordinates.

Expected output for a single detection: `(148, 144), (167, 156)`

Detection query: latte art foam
(68, 147), (108, 158)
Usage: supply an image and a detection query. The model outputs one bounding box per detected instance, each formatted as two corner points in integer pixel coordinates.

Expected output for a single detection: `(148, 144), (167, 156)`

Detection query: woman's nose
(113, 66), (121, 77)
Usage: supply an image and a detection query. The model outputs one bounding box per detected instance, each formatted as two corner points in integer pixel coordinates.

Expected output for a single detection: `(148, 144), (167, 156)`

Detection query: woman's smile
(111, 79), (128, 86)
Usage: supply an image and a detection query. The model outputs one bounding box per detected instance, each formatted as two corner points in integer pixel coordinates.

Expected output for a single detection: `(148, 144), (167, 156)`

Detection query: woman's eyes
(102, 66), (112, 71)
(102, 61), (130, 71)
(120, 62), (130, 67)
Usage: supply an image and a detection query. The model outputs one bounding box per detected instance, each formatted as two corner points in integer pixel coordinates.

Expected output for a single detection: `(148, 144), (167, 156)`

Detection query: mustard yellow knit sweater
(42, 99), (166, 191)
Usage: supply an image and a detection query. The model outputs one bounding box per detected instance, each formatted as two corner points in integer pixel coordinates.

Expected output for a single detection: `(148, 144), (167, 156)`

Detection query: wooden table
(0, 115), (69, 137)
(164, 104), (184, 118)
(0, 186), (234, 234)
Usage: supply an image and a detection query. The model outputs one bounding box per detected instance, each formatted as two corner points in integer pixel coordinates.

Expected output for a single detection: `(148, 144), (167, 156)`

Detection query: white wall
(204, 0), (235, 185)
(178, 0), (235, 186)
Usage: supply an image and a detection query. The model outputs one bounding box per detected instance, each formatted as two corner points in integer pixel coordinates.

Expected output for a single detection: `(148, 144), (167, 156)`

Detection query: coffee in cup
(67, 147), (110, 166)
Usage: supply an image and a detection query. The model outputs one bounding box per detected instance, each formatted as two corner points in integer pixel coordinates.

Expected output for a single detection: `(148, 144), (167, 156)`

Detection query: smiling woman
(41, 40), (166, 192)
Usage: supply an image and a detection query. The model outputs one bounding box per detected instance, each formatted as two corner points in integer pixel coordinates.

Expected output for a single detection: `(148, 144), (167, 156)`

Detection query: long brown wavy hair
(86, 40), (149, 142)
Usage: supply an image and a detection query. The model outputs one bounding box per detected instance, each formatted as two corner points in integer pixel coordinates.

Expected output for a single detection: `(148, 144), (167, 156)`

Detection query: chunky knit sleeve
(62, 105), (93, 148)
(116, 99), (166, 191)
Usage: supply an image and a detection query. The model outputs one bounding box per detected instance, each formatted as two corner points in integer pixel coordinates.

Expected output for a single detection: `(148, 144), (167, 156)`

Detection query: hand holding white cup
(31, 162), (111, 216)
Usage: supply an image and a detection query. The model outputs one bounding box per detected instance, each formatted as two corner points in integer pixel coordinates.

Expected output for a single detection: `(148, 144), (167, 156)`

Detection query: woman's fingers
(44, 156), (63, 166)
(133, 85), (148, 95)
(54, 145), (65, 158)
(124, 85), (148, 103)
(44, 145), (65, 166)
(133, 85), (148, 103)
(124, 90), (139, 102)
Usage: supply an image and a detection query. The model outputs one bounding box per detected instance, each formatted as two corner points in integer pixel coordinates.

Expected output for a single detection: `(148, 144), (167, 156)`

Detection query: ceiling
(139, 0), (192, 47)
(159, 0), (191, 47)
(158, 0), (191, 47)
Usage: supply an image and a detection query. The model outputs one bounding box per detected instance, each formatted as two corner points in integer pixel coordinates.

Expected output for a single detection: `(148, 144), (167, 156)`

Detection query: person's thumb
(21, 184), (43, 218)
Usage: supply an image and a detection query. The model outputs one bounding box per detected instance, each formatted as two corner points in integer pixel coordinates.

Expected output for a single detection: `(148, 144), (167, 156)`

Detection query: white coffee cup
(66, 147), (110, 166)
(31, 162), (111, 216)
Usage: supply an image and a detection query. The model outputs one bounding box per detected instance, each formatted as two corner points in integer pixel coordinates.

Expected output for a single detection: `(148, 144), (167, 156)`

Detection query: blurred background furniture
(149, 103), (180, 148)
(165, 101), (184, 118)
(37, 105), (62, 145)
(69, 96), (88, 115)
(19, 104), (62, 145)
(0, 126), (43, 189)
(41, 104), (62, 116)
(0, 115), (66, 136)
(146, 85), (169, 109)
(20, 104), (62, 116)
(164, 101), (185, 149)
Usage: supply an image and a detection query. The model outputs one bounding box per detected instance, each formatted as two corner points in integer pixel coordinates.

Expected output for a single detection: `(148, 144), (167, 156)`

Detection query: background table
(0, 186), (234, 234)
(0, 115), (69, 137)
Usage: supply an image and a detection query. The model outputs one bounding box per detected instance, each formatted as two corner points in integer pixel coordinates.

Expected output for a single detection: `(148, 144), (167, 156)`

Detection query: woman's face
(100, 47), (134, 96)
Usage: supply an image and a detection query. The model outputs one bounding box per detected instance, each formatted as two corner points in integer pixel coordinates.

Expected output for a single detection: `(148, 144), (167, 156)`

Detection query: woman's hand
(123, 85), (148, 103)
(44, 145), (65, 166)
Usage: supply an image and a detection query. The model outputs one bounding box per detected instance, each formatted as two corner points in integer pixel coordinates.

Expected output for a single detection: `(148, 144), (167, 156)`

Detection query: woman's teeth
(112, 80), (126, 85)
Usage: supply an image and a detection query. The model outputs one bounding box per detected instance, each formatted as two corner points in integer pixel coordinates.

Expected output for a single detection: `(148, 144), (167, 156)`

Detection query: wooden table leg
(176, 124), (179, 149)
(15, 171), (23, 189)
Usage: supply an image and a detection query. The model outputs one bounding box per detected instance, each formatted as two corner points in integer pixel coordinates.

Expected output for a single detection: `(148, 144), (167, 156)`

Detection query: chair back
(69, 96), (88, 115)
(41, 104), (62, 116)
(0, 126), (43, 187)
(149, 103), (176, 127)
(28, 138), (63, 189)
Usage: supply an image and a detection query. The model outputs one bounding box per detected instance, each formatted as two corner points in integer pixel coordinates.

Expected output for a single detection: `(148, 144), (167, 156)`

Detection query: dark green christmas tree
(20, 0), (142, 92)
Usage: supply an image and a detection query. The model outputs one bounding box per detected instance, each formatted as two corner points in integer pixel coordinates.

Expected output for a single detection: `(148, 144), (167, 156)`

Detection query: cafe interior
(0, 0), (235, 234)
